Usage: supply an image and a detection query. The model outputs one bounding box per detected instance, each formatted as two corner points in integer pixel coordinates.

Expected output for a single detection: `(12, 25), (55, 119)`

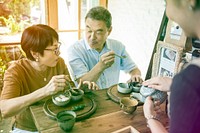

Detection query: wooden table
(30, 85), (152, 133)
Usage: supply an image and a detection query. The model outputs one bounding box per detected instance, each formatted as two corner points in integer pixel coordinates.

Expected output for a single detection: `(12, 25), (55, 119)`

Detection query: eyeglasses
(44, 42), (61, 55)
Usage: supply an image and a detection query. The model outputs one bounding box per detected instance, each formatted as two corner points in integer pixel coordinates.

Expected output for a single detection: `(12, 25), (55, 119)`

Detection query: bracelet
(146, 115), (160, 127)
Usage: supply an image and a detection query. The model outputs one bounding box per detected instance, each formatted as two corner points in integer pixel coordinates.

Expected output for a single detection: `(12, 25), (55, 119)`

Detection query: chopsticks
(115, 54), (127, 59)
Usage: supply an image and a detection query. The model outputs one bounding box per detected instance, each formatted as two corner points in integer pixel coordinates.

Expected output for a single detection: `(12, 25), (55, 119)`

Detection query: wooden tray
(107, 85), (143, 106)
(43, 95), (97, 121)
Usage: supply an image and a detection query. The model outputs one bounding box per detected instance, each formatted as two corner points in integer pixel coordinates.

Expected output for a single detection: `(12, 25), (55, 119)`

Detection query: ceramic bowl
(140, 85), (167, 104)
(117, 83), (132, 94)
(120, 97), (138, 114)
(130, 82), (142, 93)
(70, 88), (84, 102)
(52, 91), (71, 106)
(56, 110), (76, 131)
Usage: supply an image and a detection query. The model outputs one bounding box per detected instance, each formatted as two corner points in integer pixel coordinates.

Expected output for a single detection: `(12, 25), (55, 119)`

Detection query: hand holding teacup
(77, 79), (99, 92)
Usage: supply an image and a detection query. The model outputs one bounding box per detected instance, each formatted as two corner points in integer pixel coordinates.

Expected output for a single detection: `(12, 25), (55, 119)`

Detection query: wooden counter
(30, 86), (157, 133)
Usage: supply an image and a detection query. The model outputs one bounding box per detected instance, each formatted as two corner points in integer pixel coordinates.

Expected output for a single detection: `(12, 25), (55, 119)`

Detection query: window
(0, 0), (107, 90)
(47, 0), (107, 61)
(0, 0), (42, 35)
(0, 0), (42, 91)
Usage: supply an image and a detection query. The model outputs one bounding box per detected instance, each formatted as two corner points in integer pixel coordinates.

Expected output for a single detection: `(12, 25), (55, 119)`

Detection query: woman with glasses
(0, 24), (98, 133)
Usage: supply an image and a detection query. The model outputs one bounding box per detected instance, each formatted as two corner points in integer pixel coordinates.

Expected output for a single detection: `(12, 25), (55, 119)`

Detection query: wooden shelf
(0, 34), (21, 46)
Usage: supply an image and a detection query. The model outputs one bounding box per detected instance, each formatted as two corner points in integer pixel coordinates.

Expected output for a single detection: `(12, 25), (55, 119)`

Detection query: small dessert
(55, 94), (70, 102)
(52, 91), (71, 106)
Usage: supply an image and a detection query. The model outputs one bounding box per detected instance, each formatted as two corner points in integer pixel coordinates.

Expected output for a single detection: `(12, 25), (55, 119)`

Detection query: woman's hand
(142, 77), (172, 92)
(143, 96), (161, 119)
(143, 96), (155, 118)
(44, 75), (71, 95)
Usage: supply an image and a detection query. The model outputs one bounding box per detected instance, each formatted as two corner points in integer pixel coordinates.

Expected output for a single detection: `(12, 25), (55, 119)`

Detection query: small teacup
(129, 82), (142, 93)
(117, 83), (132, 94)
(120, 97), (138, 114)
(56, 111), (76, 131)
(70, 88), (84, 102)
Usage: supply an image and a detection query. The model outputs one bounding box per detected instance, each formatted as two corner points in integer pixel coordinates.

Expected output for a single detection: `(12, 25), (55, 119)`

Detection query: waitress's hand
(143, 96), (161, 119)
(142, 77), (172, 92)
(44, 75), (71, 95)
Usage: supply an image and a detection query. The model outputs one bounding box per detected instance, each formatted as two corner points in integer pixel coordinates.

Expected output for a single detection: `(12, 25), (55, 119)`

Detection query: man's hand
(127, 74), (143, 83)
(99, 51), (115, 69)
(77, 79), (99, 91)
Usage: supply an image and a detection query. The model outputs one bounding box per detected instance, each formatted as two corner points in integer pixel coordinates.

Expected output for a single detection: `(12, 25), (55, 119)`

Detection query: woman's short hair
(21, 24), (58, 61)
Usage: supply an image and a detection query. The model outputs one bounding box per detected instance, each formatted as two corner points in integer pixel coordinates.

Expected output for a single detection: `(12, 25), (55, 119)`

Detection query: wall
(108, 0), (165, 82)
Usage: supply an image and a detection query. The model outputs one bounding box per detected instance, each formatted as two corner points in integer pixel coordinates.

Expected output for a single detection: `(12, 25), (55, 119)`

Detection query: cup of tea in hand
(56, 110), (76, 131)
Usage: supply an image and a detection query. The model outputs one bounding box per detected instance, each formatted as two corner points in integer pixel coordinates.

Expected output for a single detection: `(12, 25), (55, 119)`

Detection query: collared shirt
(67, 38), (137, 89)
